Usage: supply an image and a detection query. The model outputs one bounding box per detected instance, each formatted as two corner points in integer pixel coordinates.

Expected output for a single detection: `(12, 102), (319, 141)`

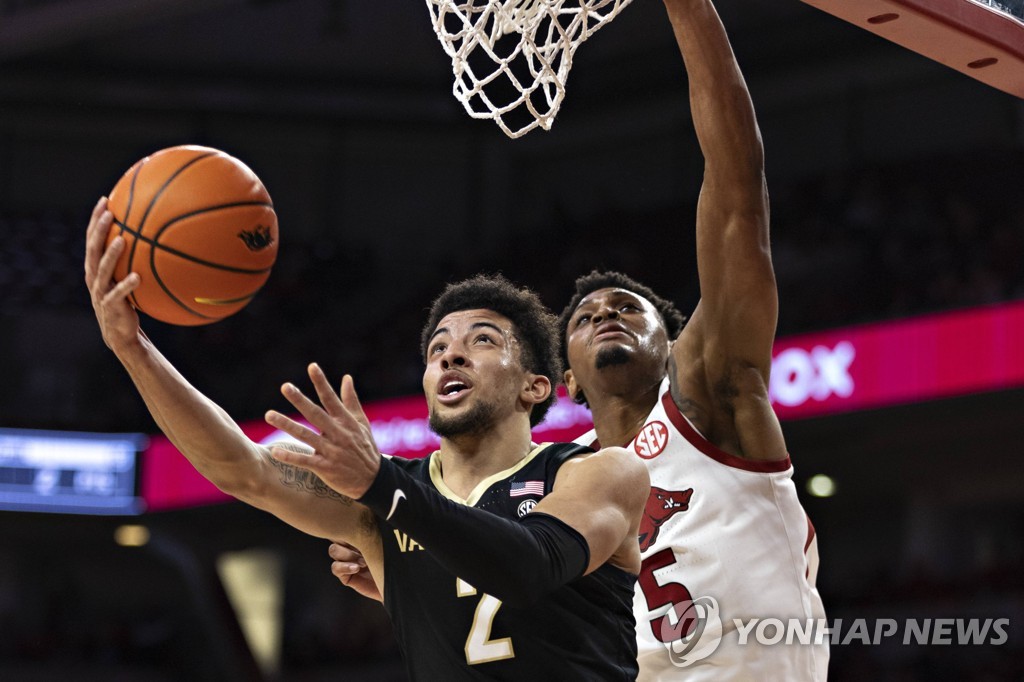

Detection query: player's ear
(522, 373), (551, 407)
(563, 369), (579, 401)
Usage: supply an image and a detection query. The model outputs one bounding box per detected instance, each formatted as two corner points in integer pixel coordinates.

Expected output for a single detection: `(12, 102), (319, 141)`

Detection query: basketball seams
(144, 152), (264, 322)
(115, 203), (276, 274)
(148, 202), (275, 321)
(153, 200), (276, 272)
(123, 160), (145, 310)
(125, 149), (216, 320)
(136, 150), (220, 239)
(148, 217), (271, 321)
(107, 145), (277, 325)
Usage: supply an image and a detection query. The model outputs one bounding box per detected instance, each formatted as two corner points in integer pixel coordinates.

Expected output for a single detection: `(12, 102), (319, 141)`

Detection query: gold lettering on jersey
(394, 529), (425, 552)
(457, 579), (514, 664)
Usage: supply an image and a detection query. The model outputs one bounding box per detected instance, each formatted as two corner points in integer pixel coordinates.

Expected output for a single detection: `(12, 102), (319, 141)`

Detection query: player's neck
(586, 376), (662, 448)
(437, 418), (534, 499)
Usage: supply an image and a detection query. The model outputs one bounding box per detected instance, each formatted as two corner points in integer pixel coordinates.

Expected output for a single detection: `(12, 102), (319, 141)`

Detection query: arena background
(1, 0), (1023, 679)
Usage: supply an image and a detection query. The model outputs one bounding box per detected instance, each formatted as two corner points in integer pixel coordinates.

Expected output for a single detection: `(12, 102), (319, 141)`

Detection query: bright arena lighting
(806, 474), (837, 498)
(114, 524), (150, 547)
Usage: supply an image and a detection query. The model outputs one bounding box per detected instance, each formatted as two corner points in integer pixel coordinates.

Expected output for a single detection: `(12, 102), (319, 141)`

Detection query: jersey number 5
(638, 548), (696, 642)
(457, 578), (515, 664)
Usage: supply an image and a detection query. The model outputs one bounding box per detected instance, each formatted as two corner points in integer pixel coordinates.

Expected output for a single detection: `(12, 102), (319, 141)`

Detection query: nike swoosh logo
(386, 489), (406, 521)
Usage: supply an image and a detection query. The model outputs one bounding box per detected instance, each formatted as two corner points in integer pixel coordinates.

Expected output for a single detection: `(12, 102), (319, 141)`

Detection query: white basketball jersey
(575, 378), (828, 681)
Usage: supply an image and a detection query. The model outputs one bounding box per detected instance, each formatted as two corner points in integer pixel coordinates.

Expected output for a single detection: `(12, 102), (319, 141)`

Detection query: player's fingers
(340, 375), (373, 431)
(90, 236), (125, 298)
(267, 443), (321, 472)
(329, 542), (365, 564)
(100, 272), (140, 307)
(308, 363), (348, 419)
(84, 196), (107, 242)
(348, 575), (382, 602)
(333, 566), (382, 601)
(332, 561), (363, 575)
(265, 409), (327, 452)
(84, 207), (114, 285)
(278, 382), (338, 437)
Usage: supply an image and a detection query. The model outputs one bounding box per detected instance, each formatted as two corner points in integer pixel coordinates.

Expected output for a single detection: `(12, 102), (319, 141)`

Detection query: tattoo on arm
(265, 443), (353, 506)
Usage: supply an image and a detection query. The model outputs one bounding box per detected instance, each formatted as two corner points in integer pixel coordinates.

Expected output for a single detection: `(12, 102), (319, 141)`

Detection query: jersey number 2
(638, 548), (696, 642)
(457, 578), (514, 664)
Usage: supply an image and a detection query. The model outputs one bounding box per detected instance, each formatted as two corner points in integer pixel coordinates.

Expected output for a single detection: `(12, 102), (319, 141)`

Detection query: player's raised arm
(664, 0), (786, 460)
(84, 198), (375, 546)
(667, 0), (774, 368)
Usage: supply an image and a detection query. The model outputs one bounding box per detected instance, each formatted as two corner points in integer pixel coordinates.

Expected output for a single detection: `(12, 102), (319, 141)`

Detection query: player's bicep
(533, 448), (648, 573)
(693, 198), (778, 374)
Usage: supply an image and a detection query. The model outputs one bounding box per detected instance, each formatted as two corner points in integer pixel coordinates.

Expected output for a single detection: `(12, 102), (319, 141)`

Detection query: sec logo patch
(517, 499), (537, 517)
(634, 421), (669, 459)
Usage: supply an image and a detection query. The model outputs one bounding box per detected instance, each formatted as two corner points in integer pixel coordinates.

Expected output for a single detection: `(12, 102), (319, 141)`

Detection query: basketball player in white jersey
(555, 0), (828, 677)
(560, 266), (827, 681)
(330, 0), (827, 678)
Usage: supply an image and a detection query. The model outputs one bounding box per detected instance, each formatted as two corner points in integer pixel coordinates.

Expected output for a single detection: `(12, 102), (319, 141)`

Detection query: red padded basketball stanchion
(801, 0), (1024, 98)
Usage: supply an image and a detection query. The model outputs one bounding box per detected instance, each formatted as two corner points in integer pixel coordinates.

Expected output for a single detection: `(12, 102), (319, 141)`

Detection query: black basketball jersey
(378, 442), (639, 681)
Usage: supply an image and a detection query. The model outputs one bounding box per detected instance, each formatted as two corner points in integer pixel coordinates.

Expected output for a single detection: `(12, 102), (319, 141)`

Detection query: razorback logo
(639, 486), (693, 552)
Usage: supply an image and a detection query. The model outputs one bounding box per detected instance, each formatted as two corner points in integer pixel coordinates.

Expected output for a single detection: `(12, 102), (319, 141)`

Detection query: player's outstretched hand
(84, 196), (142, 353)
(329, 541), (382, 602)
(265, 365), (381, 500)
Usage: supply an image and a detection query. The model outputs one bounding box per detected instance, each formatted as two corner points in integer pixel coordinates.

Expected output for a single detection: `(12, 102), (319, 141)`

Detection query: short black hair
(558, 270), (687, 366)
(421, 274), (562, 426)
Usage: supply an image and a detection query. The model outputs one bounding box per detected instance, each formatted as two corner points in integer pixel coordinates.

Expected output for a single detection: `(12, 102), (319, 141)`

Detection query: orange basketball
(105, 145), (278, 326)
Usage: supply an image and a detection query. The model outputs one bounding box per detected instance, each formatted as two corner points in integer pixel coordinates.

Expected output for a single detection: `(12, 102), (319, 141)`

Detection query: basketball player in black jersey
(84, 209), (648, 680)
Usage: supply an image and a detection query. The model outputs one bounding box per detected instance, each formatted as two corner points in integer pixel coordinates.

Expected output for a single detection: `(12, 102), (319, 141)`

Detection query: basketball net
(426, 0), (634, 138)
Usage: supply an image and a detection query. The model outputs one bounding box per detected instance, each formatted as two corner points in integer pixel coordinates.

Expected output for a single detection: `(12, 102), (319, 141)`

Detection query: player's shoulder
(536, 441), (595, 466)
(552, 444), (649, 512)
(593, 445), (647, 479)
(554, 443), (646, 483)
(384, 452), (431, 477)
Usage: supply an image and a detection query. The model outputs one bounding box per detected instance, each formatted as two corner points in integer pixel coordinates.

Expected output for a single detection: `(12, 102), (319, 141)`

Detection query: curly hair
(421, 274), (562, 426)
(557, 271), (686, 404)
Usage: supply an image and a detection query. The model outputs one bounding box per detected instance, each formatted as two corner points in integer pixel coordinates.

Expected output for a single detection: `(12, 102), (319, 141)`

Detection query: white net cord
(426, 0), (634, 138)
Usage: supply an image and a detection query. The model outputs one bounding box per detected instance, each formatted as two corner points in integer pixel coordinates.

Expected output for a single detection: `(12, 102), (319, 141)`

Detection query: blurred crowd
(3, 152), (1021, 433)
